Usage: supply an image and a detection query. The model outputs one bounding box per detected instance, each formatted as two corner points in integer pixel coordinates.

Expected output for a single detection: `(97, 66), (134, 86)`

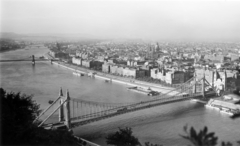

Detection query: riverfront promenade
(48, 59), (178, 95)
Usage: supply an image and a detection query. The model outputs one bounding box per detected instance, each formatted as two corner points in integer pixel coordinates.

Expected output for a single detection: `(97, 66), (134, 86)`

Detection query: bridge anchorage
(35, 72), (222, 130)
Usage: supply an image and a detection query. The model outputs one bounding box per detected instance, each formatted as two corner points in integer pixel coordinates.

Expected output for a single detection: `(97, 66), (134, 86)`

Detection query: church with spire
(146, 42), (164, 60)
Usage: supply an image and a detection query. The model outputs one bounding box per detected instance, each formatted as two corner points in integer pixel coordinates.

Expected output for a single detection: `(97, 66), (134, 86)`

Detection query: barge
(105, 79), (112, 83)
(73, 72), (84, 77)
(88, 72), (96, 77)
(205, 93), (240, 116)
(128, 86), (160, 96)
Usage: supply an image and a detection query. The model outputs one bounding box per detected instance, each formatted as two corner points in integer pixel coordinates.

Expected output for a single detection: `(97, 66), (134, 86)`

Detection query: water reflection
(31, 63), (36, 73)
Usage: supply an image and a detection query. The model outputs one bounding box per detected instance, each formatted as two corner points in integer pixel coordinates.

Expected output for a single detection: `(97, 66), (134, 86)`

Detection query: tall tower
(56, 42), (61, 51)
(155, 42), (160, 52)
(148, 44), (155, 60)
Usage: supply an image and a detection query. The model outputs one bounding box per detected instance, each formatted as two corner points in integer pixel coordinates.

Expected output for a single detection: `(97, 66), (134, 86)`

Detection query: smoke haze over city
(1, 0), (240, 41)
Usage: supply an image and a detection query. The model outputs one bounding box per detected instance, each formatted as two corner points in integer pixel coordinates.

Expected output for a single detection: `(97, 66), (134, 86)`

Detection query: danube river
(1, 45), (240, 146)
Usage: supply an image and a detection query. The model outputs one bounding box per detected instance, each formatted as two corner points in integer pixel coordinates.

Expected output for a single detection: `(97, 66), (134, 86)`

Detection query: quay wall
(53, 61), (142, 87)
(51, 61), (178, 95)
(74, 136), (100, 146)
(45, 51), (174, 91)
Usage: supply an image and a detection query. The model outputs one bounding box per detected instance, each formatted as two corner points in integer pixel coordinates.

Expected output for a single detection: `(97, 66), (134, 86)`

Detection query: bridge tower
(192, 72), (197, 94)
(202, 70), (206, 98)
(32, 55), (35, 65)
(224, 70), (227, 91)
(211, 70), (215, 89)
(64, 90), (71, 129)
(59, 88), (64, 122)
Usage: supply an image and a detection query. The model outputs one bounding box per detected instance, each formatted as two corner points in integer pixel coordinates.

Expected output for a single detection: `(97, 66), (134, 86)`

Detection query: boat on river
(73, 72), (84, 77)
(105, 79), (112, 83)
(39, 56), (45, 59)
(48, 100), (54, 104)
(127, 86), (160, 96)
(205, 98), (240, 116)
(88, 72), (96, 77)
(220, 107), (234, 116)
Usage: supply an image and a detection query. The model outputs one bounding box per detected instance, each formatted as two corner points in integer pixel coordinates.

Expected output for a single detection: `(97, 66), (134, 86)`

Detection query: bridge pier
(32, 55), (35, 65)
(59, 88), (64, 122)
(64, 90), (71, 129)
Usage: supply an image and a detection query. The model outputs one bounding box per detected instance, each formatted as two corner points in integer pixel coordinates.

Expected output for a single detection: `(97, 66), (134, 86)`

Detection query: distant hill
(0, 32), (98, 42)
(25, 33), (97, 40)
(0, 32), (25, 39)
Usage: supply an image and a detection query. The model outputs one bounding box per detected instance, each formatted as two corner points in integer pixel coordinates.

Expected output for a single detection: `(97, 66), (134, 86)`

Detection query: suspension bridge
(33, 72), (218, 130)
(0, 55), (58, 65)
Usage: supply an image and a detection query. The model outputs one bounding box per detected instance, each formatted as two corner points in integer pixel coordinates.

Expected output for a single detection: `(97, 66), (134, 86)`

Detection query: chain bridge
(0, 55), (57, 65)
(34, 73), (217, 130)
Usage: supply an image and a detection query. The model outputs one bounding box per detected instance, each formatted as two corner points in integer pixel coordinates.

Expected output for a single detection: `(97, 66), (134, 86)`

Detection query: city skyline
(1, 0), (240, 41)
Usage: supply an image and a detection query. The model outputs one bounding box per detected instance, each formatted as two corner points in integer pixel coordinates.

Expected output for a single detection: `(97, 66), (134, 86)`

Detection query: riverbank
(0, 46), (25, 53)
(45, 52), (174, 91)
(2, 45), (239, 146)
(50, 61), (179, 96)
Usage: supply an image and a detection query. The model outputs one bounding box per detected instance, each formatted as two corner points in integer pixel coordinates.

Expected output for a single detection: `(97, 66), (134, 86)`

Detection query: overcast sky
(1, 0), (240, 41)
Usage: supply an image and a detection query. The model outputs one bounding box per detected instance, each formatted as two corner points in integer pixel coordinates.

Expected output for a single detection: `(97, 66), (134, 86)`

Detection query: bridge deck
(0, 59), (57, 62)
(39, 73), (217, 129)
(44, 92), (215, 129)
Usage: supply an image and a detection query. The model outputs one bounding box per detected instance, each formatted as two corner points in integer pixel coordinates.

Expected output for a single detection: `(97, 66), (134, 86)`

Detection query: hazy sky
(1, 0), (240, 41)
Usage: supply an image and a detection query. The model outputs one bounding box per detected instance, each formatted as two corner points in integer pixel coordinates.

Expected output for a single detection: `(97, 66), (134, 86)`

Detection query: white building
(72, 57), (82, 65)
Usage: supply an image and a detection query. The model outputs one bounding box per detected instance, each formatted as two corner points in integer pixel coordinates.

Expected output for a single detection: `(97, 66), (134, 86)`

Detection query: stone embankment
(50, 60), (177, 95)
(45, 52), (178, 95)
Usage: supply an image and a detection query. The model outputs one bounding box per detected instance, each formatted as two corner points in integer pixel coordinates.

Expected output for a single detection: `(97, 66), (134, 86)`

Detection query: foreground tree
(180, 125), (218, 146)
(106, 127), (163, 146)
(1, 88), (41, 144)
(144, 142), (162, 146)
(106, 127), (141, 146)
(0, 88), (79, 145)
(180, 125), (240, 146)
